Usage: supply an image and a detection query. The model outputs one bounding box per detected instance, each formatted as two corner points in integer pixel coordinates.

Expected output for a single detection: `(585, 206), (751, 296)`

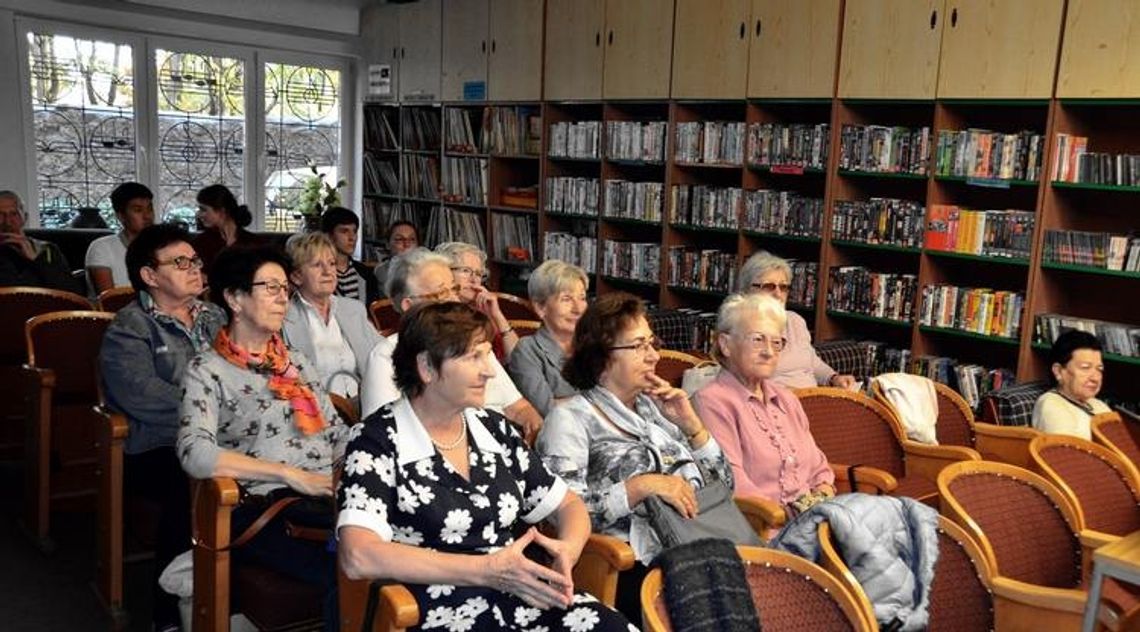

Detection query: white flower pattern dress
(337, 398), (638, 632)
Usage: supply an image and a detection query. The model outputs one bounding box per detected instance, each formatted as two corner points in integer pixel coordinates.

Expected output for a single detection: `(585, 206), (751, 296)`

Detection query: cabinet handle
(755, 19), (762, 38)
(930, 9), (937, 29)
(608, 30), (613, 45)
(481, 40), (486, 53)
(392, 47), (397, 58)
(739, 22), (745, 39)
(951, 7), (958, 27)
(401, 47), (406, 59)
(595, 31), (600, 47)
(491, 39), (496, 53)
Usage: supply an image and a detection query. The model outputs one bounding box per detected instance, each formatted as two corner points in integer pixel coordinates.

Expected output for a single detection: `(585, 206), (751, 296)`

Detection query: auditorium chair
(493, 292), (538, 320)
(1092, 412), (1140, 475)
(95, 286), (137, 313)
(507, 319), (541, 337)
(655, 349), (710, 389)
(368, 298), (400, 336)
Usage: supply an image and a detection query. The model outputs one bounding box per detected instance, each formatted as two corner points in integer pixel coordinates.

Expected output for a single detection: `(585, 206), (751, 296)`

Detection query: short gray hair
(528, 260), (589, 304)
(435, 241), (487, 266)
(713, 292), (787, 364)
(285, 231), (335, 269)
(737, 250), (792, 294)
(0, 190), (25, 213)
(386, 247), (453, 312)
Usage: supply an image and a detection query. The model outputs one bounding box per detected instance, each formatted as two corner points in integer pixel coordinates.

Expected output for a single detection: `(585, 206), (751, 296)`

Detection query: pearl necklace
(430, 416), (468, 451)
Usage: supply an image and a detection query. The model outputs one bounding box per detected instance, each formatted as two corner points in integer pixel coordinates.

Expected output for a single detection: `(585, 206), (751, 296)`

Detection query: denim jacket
(99, 298), (226, 454)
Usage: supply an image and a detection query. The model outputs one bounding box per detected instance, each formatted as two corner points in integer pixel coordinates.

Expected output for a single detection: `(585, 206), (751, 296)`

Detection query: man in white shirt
(361, 247), (544, 442)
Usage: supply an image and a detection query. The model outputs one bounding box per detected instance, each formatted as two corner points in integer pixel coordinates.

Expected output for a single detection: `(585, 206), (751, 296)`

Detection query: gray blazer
(506, 326), (578, 416)
(282, 294), (382, 383)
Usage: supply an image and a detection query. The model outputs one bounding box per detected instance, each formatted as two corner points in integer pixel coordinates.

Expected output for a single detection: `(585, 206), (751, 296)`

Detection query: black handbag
(643, 466), (763, 549)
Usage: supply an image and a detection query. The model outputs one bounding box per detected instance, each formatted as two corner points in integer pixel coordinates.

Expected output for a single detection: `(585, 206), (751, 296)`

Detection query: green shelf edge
(1051, 181), (1140, 193)
(1041, 261), (1140, 279)
(841, 98), (935, 106)
(837, 169), (929, 181)
(1058, 98), (1140, 106)
(600, 274), (660, 289)
(741, 231), (822, 244)
(547, 155), (601, 163)
(544, 211), (600, 221)
(601, 216), (663, 227)
(924, 250), (1030, 266)
(832, 239), (922, 254)
(919, 325), (1019, 346)
(826, 310), (913, 327)
(933, 174), (1039, 187)
(938, 98), (1050, 107)
(750, 98), (833, 105)
(669, 223), (739, 235)
(749, 165), (827, 175)
(1032, 342), (1140, 366)
(666, 284), (730, 298)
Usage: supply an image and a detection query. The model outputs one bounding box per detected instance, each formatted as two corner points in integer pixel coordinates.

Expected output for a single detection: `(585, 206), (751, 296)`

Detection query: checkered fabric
(815, 340), (871, 378)
(980, 381), (1049, 427)
(647, 308), (696, 350)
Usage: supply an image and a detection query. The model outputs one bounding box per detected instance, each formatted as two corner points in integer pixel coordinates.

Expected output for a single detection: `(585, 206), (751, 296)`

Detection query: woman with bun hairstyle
(193, 184), (263, 276)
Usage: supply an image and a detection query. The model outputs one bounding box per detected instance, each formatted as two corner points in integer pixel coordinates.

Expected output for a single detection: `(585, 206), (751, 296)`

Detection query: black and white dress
(337, 398), (637, 632)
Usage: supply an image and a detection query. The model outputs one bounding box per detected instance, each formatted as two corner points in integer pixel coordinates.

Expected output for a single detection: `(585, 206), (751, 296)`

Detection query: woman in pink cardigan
(692, 292), (835, 517)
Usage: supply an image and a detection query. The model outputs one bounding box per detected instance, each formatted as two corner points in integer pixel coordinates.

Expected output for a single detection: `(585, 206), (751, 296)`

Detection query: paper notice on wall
(368, 64), (392, 97)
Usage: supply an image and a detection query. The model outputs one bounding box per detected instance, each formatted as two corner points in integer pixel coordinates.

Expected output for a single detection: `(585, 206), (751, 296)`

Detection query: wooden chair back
(494, 292), (538, 320)
(1029, 434), (1140, 538)
(0, 287), (90, 365)
(508, 319), (541, 337)
(95, 286), (137, 313)
(795, 387), (908, 479)
(1092, 411), (1140, 472)
(640, 545), (875, 632)
(870, 377), (975, 447)
(26, 310), (114, 398)
(368, 298), (400, 336)
(656, 349), (710, 388)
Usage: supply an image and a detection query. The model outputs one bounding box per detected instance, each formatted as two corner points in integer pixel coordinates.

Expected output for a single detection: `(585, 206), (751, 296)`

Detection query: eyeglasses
(609, 336), (662, 355)
(451, 266), (489, 283)
(391, 236), (417, 245)
(251, 280), (289, 296)
(751, 282), (792, 294)
(154, 255), (204, 271)
(407, 284), (461, 302)
(741, 333), (788, 352)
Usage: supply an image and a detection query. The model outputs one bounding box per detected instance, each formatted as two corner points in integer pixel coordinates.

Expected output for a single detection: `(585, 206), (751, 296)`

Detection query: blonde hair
(528, 259), (589, 304)
(285, 231), (336, 268)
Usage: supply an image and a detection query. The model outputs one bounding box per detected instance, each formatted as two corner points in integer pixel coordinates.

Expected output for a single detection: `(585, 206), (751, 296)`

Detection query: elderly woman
(1032, 330), (1110, 439)
(282, 231), (382, 401)
(337, 302), (634, 631)
(739, 250), (856, 389)
(693, 293), (835, 519)
(192, 184), (262, 276)
(178, 246), (347, 630)
(436, 241), (520, 359)
(507, 259), (588, 416)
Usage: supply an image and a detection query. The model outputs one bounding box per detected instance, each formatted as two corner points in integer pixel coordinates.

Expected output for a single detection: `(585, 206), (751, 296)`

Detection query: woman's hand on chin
(485, 528), (574, 610)
(281, 466), (334, 497)
(643, 374), (702, 435)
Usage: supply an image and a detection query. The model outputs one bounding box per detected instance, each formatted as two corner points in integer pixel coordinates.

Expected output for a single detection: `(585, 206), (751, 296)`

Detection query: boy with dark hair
(86, 181), (155, 295)
(320, 206), (378, 305)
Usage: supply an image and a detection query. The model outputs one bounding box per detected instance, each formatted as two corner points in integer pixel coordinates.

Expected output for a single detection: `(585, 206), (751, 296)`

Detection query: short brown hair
(562, 292), (646, 390)
(392, 302), (495, 398)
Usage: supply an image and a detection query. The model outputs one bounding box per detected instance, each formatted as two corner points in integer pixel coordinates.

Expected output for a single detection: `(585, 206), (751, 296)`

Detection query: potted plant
(296, 163), (346, 231)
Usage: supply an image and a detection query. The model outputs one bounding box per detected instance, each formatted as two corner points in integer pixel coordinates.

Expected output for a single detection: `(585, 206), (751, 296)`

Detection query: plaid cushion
(980, 381), (1049, 427)
(814, 339), (870, 378)
(648, 308), (696, 350)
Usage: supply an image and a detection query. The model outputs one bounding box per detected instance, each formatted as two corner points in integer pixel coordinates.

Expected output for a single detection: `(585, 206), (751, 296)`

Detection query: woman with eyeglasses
(535, 292), (731, 620)
(99, 223), (226, 632)
(739, 250), (856, 389)
(178, 245), (348, 631)
(436, 241), (520, 361)
(692, 293), (835, 525)
(193, 184), (262, 278)
(282, 231), (383, 401)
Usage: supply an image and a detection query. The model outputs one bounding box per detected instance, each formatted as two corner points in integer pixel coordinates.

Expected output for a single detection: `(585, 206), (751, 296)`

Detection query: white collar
(392, 397), (506, 466)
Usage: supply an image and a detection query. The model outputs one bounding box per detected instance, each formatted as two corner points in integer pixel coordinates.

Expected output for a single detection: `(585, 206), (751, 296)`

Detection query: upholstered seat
(1030, 434), (1140, 540)
(368, 298), (400, 336)
(1092, 412), (1140, 476)
(95, 286), (136, 313)
(494, 292), (538, 320)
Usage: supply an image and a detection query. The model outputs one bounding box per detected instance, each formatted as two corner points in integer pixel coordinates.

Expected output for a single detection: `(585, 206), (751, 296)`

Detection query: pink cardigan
(771, 310), (835, 389)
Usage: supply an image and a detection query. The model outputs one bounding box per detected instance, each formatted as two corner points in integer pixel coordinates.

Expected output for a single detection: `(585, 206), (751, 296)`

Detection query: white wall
(0, 8), (30, 207)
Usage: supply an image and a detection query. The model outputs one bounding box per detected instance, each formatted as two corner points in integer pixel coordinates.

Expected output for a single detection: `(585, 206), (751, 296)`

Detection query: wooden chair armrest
(831, 463), (898, 494)
(902, 442), (981, 482)
(734, 495), (787, 535)
(192, 477), (241, 632)
(1081, 530), (1119, 551)
(990, 576), (1087, 613)
(972, 423), (1040, 468)
(572, 534), (634, 607)
(94, 404), (128, 614)
(378, 584), (420, 630)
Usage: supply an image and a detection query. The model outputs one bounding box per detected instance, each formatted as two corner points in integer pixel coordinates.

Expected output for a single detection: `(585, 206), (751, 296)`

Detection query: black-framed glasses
(154, 255), (204, 271)
(251, 280), (289, 296)
(451, 265), (489, 283)
(741, 333), (788, 352)
(609, 336), (662, 355)
(751, 282), (792, 293)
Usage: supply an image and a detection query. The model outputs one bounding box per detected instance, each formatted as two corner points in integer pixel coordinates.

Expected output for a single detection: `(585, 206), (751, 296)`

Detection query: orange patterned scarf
(213, 328), (326, 435)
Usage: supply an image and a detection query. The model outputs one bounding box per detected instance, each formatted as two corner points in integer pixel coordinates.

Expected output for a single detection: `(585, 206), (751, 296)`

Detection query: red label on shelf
(770, 165), (805, 175)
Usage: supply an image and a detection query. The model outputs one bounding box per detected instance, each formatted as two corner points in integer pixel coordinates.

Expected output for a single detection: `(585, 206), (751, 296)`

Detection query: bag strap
(191, 482), (302, 553)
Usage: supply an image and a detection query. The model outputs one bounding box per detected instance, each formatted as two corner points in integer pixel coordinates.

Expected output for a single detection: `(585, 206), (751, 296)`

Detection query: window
(28, 32), (136, 228)
(263, 62), (342, 232)
(155, 49), (246, 228)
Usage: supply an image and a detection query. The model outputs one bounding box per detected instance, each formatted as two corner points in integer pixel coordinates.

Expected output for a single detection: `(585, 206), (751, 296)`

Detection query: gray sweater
(506, 326), (578, 416)
(99, 300), (226, 454)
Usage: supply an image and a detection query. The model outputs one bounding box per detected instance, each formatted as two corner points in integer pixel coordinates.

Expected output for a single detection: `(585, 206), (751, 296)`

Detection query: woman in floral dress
(337, 302), (635, 632)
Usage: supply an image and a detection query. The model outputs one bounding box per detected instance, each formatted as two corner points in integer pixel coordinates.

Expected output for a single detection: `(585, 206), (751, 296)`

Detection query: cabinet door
(747, 0), (840, 98)
(360, 3), (401, 100)
(1058, 0), (1140, 98)
(937, 0), (1063, 98)
(838, 0), (945, 99)
(603, 0), (675, 99)
(489, 0), (544, 100)
(544, 0), (604, 100)
(441, 0), (488, 101)
(672, 0), (750, 99)
(398, 0), (442, 100)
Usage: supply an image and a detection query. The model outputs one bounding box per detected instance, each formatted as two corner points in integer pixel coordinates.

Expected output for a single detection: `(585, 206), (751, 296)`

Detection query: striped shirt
(336, 264), (364, 302)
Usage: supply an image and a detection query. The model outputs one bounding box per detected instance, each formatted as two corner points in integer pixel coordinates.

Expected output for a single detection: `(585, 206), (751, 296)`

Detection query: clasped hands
(486, 527), (580, 610)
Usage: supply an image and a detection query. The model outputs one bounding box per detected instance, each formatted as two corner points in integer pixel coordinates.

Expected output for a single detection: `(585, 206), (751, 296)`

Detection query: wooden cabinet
(747, 0), (841, 98)
(1057, 0), (1140, 98)
(441, 0), (488, 101)
(838, 0), (945, 99)
(544, 0), (605, 100)
(937, 0), (1063, 99)
(359, 3), (401, 100)
(489, 0), (544, 100)
(671, 0), (750, 99)
(603, 0), (675, 99)
(398, 0), (442, 101)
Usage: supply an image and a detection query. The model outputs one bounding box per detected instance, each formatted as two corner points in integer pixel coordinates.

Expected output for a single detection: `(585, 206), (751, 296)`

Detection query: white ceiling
(120, 0), (372, 34)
